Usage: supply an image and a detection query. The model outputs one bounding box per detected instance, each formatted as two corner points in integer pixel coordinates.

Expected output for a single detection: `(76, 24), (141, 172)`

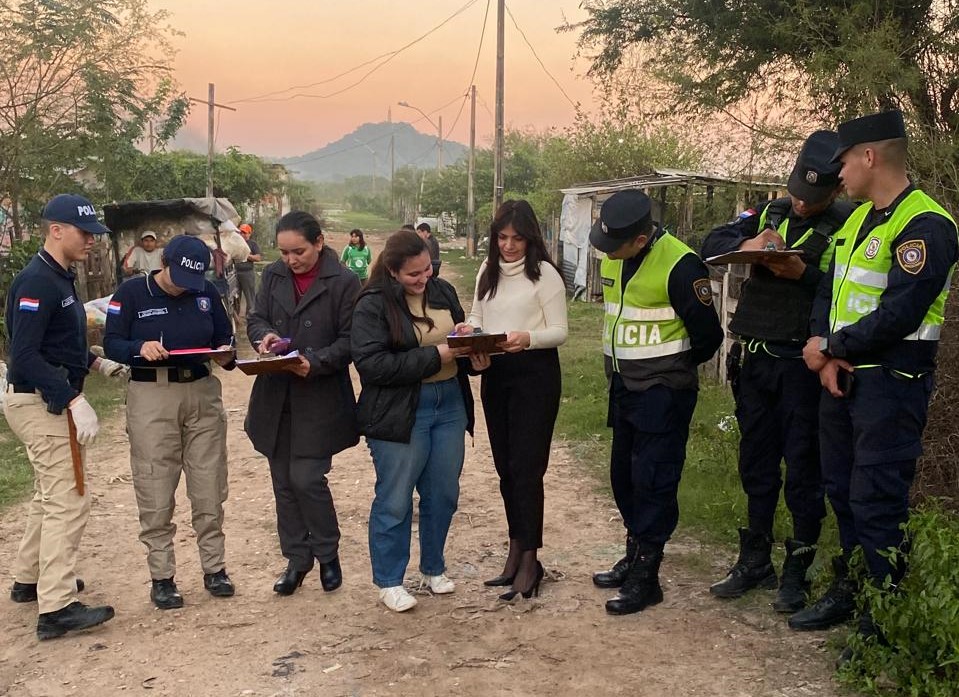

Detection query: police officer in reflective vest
(590, 189), (723, 615)
(702, 131), (853, 612)
(796, 111), (958, 652)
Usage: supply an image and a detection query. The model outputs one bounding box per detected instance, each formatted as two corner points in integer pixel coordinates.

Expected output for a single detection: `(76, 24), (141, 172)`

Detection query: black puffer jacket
(351, 276), (475, 443)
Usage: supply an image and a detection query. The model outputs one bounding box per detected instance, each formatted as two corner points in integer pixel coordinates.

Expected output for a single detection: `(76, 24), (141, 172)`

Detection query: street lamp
(397, 101), (442, 173)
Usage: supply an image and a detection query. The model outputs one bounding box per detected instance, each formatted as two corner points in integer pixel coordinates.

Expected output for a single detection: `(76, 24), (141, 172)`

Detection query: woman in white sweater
(462, 199), (568, 601)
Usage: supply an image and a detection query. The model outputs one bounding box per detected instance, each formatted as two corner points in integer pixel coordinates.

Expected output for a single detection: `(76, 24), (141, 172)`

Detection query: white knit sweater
(466, 258), (568, 349)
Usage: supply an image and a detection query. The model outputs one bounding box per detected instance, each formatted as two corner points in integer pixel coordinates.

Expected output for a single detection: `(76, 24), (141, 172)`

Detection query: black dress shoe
(11, 578), (85, 603)
(150, 578), (184, 610)
(483, 574), (515, 587)
(36, 601), (114, 640)
(273, 565), (310, 596)
(203, 569), (235, 597)
(319, 557), (342, 592)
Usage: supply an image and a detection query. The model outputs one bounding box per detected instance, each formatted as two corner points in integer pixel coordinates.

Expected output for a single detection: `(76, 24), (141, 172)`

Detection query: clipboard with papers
(705, 249), (804, 265)
(446, 332), (508, 354)
(236, 350), (302, 375)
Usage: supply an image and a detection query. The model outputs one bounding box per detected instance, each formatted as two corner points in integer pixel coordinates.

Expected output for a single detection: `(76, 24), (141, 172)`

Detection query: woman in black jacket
(351, 230), (474, 612)
(245, 211), (361, 596)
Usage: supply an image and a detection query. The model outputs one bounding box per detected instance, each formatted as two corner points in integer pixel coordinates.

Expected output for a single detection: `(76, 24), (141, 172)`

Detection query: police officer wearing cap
(104, 234), (237, 610)
(590, 189), (723, 615)
(702, 131), (853, 612)
(4, 194), (117, 639)
(794, 111), (958, 653)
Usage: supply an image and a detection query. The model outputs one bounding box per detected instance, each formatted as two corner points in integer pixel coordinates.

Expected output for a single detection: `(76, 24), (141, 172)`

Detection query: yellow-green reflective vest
(830, 189), (957, 341)
(757, 205), (836, 273)
(602, 233), (693, 371)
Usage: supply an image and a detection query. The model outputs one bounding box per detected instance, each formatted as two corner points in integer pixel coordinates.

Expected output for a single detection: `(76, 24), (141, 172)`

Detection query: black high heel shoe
(483, 573), (515, 587)
(498, 562), (544, 602)
(273, 564), (310, 596)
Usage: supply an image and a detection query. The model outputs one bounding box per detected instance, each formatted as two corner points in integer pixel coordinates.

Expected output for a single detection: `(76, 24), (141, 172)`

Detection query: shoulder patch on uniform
(693, 278), (713, 306)
(196, 296), (212, 312)
(18, 297), (40, 312)
(107, 300), (122, 315)
(896, 240), (926, 275)
(600, 276), (614, 287)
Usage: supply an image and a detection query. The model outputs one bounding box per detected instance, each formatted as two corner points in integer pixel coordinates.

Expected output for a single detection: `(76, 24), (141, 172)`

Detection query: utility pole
(389, 106), (395, 217)
(467, 85), (477, 257)
(187, 83), (237, 198)
(437, 115), (443, 172)
(493, 0), (505, 211)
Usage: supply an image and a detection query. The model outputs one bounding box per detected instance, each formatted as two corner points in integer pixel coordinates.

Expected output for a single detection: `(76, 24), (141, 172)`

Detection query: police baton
(66, 411), (85, 496)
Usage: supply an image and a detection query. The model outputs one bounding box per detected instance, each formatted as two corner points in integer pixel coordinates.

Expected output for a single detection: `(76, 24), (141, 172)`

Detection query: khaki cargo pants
(126, 374), (228, 581)
(4, 390), (89, 614)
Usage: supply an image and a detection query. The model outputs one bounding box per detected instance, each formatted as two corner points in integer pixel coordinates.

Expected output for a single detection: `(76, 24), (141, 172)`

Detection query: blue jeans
(367, 378), (467, 588)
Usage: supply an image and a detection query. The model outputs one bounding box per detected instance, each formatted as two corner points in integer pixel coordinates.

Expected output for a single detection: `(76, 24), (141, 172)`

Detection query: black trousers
(481, 349), (561, 551)
(733, 349), (826, 543)
(268, 412), (340, 570)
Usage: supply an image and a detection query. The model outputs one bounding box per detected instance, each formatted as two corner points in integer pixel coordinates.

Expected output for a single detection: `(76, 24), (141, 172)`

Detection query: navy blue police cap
(787, 130), (842, 204)
(589, 189), (652, 254)
(163, 234), (211, 292)
(41, 194), (110, 234)
(832, 110), (907, 162)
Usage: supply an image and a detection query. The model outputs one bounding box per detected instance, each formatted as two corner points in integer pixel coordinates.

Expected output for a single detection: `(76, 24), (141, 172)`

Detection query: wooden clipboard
(705, 249), (804, 265)
(446, 332), (508, 354)
(236, 351), (302, 376)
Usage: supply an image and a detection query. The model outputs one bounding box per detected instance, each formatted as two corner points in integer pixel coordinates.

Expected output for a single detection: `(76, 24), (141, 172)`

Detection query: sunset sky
(152, 1), (599, 159)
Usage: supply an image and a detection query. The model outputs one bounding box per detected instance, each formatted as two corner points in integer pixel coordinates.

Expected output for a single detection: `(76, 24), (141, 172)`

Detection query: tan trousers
(4, 390), (89, 614)
(126, 374), (228, 580)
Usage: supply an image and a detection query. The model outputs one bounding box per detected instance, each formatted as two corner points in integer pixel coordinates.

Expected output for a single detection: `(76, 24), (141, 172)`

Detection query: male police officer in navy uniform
(590, 189), (723, 615)
(796, 111), (958, 658)
(104, 234), (237, 610)
(4, 194), (118, 640)
(702, 131), (853, 612)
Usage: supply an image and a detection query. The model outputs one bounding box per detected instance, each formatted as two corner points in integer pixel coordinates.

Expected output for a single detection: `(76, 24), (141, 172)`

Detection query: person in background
(590, 189), (723, 616)
(236, 223), (262, 317)
(245, 211), (360, 596)
(351, 230), (474, 612)
(458, 199), (567, 602)
(701, 131), (852, 613)
(104, 234), (237, 611)
(123, 231), (163, 276)
(416, 222), (441, 277)
(5, 194), (118, 640)
(340, 228), (372, 282)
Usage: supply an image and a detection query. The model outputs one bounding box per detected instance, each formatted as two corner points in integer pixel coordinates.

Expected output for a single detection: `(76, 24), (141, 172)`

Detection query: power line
(230, 0), (481, 105)
(504, 2), (579, 110)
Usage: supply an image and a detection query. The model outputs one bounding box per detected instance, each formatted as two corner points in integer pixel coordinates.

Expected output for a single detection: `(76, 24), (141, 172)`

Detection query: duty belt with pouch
(130, 365), (210, 383)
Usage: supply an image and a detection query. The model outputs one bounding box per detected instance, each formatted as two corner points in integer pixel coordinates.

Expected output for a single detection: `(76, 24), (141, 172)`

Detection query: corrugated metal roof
(560, 169), (784, 196)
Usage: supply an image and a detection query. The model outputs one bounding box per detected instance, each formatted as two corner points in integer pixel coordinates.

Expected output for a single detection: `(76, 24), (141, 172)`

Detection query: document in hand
(446, 332), (508, 355)
(705, 249), (804, 265)
(236, 350), (302, 375)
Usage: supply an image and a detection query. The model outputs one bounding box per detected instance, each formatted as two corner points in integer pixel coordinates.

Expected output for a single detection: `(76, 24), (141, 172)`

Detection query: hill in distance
(276, 121), (468, 182)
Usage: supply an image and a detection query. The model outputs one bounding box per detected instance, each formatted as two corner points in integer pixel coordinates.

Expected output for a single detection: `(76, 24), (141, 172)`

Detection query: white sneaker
(379, 585), (417, 612)
(420, 573), (455, 594)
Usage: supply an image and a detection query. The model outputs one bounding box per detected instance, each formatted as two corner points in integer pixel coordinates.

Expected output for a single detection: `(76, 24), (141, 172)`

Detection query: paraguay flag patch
(18, 298), (40, 312)
(107, 300), (122, 315)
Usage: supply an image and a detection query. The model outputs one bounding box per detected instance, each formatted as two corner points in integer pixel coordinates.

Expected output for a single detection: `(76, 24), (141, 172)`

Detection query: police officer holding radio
(104, 234), (237, 611)
(590, 189), (723, 615)
(702, 131), (853, 612)
(796, 111), (958, 657)
(4, 194), (119, 640)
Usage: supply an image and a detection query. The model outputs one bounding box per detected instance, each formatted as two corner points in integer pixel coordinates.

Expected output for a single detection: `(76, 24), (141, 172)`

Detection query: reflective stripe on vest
(601, 232), (693, 370)
(830, 189), (957, 342)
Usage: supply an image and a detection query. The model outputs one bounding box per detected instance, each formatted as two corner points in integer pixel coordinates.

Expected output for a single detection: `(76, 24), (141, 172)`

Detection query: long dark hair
(350, 228), (366, 250)
(276, 210), (323, 243)
(477, 199), (556, 300)
(363, 229), (434, 346)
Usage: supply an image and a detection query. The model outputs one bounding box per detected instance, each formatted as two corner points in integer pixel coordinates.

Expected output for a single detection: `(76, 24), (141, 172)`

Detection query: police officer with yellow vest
(702, 131), (853, 612)
(796, 111), (958, 652)
(590, 189), (723, 615)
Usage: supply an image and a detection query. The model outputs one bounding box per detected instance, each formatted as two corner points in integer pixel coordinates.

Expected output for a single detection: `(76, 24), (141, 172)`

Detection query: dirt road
(0, 233), (843, 696)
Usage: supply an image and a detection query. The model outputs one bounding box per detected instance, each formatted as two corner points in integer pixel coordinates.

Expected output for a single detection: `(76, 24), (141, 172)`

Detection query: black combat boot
(709, 528), (777, 598)
(788, 554), (856, 631)
(36, 601), (115, 640)
(772, 538), (817, 613)
(592, 532), (638, 589)
(605, 545), (664, 615)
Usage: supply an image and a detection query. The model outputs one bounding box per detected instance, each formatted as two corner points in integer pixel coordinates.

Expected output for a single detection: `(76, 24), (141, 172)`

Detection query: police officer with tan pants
(5, 194), (119, 640)
(104, 235), (237, 610)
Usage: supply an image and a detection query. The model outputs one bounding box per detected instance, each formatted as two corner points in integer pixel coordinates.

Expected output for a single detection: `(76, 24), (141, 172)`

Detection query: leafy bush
(840, 505), (959, 696)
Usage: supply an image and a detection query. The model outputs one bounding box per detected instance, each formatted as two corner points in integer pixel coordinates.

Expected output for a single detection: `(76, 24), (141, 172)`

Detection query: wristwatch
(818, 336), (831, 356)
(820, 334), (847, 359)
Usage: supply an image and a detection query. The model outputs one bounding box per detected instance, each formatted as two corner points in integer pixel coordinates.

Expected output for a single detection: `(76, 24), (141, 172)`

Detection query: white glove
(97, 357), (130, 379)
(67, 395), (100, 445)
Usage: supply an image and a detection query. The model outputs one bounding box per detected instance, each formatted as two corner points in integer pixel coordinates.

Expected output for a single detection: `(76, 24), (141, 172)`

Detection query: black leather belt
(11, 385), (37, 393)
(130, 366), (209, 383)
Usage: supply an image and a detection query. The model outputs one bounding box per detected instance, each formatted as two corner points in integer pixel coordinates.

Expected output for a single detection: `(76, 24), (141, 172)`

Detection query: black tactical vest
(729, 198), (848, 343)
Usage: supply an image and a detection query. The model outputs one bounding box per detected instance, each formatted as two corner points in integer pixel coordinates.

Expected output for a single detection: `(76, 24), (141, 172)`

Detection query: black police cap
(589, 189), (652, 254)
(787, 130), (842, 204)
(832, 110), (907, 162)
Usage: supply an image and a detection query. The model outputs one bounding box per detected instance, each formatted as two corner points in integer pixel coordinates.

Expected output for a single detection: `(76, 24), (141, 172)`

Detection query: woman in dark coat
(245, 211), (361, 595)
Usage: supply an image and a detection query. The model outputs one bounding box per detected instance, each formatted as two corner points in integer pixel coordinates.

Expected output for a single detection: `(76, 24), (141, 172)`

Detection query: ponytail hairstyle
(364, 229), (434, 345)
(477, 199), (557, 301)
